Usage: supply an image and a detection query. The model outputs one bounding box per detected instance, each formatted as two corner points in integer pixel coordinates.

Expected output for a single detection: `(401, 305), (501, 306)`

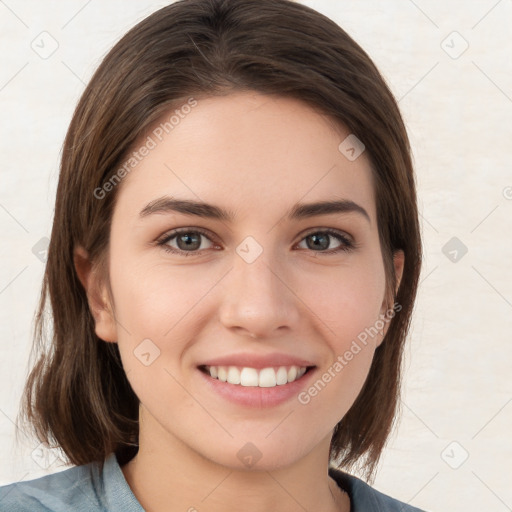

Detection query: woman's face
(92, 91), (403, 470)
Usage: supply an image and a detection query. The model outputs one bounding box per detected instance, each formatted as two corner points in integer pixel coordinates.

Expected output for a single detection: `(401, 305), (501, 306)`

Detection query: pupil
(179, 233), (200, 250)
(309, 233), (328, 251)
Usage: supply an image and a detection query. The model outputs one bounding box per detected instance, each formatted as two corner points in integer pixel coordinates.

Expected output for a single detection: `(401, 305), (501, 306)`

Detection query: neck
(121, 410), (349, 512)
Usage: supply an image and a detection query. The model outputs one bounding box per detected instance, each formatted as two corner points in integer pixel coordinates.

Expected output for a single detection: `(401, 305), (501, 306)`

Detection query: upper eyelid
(299, 226), (353, 240)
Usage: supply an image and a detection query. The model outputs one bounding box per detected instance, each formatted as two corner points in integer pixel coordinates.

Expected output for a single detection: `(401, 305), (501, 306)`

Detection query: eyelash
(156, 227), (356, 257)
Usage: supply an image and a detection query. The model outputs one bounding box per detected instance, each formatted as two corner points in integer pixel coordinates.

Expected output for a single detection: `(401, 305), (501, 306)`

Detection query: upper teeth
(206, 365), (307, 387)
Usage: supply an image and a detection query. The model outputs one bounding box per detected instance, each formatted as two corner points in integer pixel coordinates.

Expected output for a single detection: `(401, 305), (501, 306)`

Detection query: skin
(75, 91), (404, 512)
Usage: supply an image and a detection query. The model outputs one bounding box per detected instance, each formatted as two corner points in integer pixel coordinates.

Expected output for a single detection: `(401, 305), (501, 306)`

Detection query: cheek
(110, 249), (386, 357)
(108, 259), (219, 374)
(110, 258), (215, 332)
(302, 259), (386, 346)
(295, 269), (384, 418)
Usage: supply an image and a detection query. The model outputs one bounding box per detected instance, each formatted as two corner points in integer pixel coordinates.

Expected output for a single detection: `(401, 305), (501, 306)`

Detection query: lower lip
(197, 367), (316, 408)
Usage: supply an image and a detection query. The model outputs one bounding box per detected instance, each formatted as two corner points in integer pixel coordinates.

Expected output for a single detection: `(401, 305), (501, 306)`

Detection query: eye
(156, 227), (355, 257)
(157, 228), (218, 256)
(295, 229), (354, 255)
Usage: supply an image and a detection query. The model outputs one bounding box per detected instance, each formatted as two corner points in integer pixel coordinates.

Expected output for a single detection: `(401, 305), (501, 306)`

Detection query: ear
(74, 245), (117, 343)
(377, 249), (405, 346)
(392, 249), (405, 298)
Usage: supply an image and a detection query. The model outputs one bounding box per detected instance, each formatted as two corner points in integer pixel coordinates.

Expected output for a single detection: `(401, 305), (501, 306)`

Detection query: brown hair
(19, 0), (422, 481)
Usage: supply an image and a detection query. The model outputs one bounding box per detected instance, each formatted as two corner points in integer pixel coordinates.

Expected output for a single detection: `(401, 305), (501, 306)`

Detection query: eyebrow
(139, 196), (371, 224)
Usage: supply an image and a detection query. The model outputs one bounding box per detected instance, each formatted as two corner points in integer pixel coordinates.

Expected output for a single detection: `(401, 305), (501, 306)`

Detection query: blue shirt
(0, 453), (427, 511)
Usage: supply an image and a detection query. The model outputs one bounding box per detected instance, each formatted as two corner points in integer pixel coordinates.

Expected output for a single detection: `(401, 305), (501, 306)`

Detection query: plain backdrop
(1, 1), (511, 511)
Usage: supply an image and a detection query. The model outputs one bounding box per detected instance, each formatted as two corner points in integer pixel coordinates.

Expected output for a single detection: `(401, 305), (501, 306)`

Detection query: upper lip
(198, 352), (317, 370)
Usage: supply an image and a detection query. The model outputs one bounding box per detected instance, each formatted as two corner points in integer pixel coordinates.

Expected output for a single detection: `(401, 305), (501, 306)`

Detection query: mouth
(198, 364), (316, 388)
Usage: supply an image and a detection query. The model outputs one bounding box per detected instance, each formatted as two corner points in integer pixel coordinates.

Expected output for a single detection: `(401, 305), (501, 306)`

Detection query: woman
(0, 0), (425, 510)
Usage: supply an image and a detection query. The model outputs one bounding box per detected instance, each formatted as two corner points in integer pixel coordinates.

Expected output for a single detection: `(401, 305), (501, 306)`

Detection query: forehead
(113, 91), (376, 225)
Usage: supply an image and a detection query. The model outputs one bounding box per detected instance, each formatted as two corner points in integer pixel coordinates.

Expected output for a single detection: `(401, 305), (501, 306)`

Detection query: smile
(200, 365), (311, 387)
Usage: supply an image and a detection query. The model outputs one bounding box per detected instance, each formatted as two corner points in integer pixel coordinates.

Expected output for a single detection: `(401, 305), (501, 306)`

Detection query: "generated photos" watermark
(94, 97), (198, 200)
(298, 301), (402, 405)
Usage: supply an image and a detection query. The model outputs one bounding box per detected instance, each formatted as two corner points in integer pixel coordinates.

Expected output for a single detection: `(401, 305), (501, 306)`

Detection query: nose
(218, 249), (301, 339)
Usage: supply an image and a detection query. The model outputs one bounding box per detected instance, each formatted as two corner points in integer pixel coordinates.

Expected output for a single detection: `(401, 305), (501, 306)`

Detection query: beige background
(1, 1), (511, 511)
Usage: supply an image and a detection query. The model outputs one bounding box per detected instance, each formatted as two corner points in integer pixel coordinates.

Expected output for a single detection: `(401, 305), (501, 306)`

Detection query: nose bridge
(218, 239), (300, 337)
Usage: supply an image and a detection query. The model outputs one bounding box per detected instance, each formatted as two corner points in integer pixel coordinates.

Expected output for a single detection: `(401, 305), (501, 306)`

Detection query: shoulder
(0, 461), (103, 512)
(0, 453), (141, 512)
(328, 467), (429, 512)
